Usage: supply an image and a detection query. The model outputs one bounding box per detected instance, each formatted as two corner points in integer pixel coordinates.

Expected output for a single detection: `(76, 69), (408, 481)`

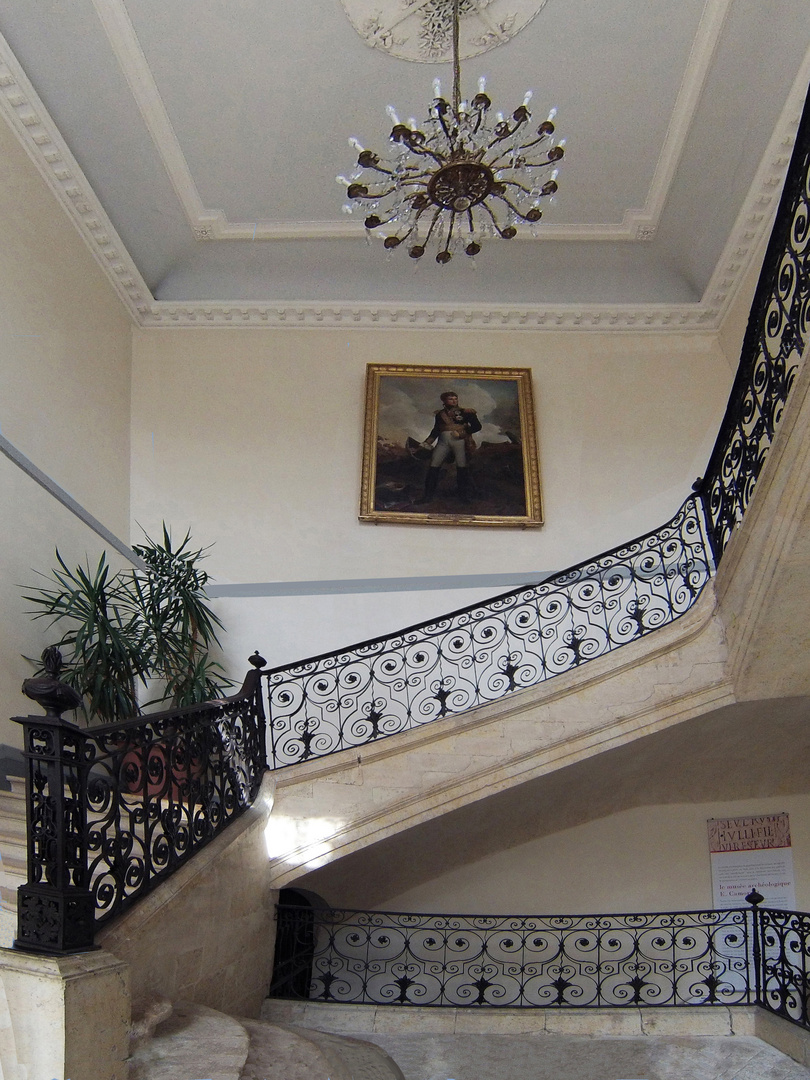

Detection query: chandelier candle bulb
(433, 78), (442, 97)
(523, 91), (533, 106)
(478, 76), (487, 93)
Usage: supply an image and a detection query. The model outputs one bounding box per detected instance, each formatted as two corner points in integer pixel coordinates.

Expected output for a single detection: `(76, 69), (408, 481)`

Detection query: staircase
(0, 776), (25, 948)
(127, 1001), (405, 1080)
(124, 999), (810, 1080)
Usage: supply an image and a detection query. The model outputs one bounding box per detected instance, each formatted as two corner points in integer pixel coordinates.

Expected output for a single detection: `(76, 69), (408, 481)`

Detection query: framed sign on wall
(359, 364), (543, 527)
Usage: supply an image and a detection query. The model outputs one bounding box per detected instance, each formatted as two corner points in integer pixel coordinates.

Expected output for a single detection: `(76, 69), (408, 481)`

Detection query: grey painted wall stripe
(2, 433), (551, 597)
(0, 432), (147, 570)
(206, 573), (550, 598)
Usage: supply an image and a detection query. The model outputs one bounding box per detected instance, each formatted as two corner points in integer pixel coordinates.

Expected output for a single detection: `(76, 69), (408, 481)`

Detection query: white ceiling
(0, 0), (808, 329)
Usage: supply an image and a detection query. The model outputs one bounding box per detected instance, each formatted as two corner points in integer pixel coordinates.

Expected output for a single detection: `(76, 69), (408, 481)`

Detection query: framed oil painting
(359, 364), (543, 527)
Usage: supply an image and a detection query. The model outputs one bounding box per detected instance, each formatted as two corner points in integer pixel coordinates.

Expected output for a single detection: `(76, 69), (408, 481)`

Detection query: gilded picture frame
(359, 364), (543, 527)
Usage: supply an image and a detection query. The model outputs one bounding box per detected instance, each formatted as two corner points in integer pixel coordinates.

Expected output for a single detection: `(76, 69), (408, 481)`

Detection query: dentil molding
(0, 29), (152, 322)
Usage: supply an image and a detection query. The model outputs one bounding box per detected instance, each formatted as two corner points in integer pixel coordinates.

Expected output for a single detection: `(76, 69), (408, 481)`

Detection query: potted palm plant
(22, 525), (230, 723)
(23, 526), (233, 798)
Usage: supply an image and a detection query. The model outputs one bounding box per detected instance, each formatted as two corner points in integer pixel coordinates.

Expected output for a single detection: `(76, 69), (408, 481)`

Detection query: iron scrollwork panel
(758, 909), (810, 1028)
(84, 694), (263, 926)
(703, 91), (810, 561)
(265, 497), (712, 768)
(271, 907), (752, 1009)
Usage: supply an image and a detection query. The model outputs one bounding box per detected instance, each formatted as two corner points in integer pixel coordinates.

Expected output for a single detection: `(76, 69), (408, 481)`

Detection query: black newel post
(248, 650), (269, 774)
(12, 649), (96, 954)
(747, 888), (765, 1007)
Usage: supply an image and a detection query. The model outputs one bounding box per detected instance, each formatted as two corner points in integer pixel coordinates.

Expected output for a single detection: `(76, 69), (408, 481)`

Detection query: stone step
(0, 778), (28, 916)
(239, 1018), (405, 1080)
(260, 1002), (810, 1080)
(127, 1001), (250, 1080)
(127, 1001), (405, 1080)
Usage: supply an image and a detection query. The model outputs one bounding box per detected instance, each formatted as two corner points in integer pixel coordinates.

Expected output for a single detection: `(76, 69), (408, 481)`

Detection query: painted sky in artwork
(378, 377), (522, 447)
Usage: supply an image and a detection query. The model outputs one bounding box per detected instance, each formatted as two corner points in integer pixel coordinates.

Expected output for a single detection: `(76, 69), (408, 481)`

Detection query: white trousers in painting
(430, 431), (467, 468)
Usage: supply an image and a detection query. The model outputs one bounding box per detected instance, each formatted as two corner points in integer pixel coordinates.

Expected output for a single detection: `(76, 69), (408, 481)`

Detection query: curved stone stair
(240, 1019), (405, 1080)
(126, 1001), (405, 1080)
(128, 1002), (249, 1080)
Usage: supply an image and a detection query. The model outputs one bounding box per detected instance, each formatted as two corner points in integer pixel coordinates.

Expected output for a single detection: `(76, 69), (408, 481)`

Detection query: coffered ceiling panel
(0, 0), (808, 327)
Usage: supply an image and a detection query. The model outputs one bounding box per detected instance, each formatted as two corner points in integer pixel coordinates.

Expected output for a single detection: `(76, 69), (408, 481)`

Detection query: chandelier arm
(488, 192), (543, 222)
(486, 143), (541, 170)
(361, 184), (399, 199)
(471, 109), (487, 136)
(512, 135), (553, 154)
(400, 177), (439, 189)
(479, 200), (515, 238)
(439, 210), (457, 258)
(484, 134), (520, 161)
(498, 179), (540, 196)
(485, 116), (532, 154)
(365, 163), (398, 177)
(436, 110), (459, 154)
(406, 145), (448, 168)
(422, 206), (445, 247)
(401, 204), (432, 239)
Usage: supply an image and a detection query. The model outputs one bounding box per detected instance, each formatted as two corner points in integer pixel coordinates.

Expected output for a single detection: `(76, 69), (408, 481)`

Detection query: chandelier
(338, 0), (564, 264)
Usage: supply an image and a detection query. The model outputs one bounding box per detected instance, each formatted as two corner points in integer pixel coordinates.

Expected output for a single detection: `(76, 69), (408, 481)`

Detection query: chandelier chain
(452, 0), (461, 116)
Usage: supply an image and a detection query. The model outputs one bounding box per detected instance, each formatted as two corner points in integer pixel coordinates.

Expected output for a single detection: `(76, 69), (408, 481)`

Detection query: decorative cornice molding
(91, 0), (729, 245)
(0, 15), (805, 332)
(0, 28), (152, 321)
(702, 50), (810, 324)
(138, 301), (723, 331)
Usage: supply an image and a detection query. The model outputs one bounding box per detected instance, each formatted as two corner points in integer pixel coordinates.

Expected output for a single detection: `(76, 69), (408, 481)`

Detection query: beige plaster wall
(0, 118), (132, 746)
(376, 794), (810, 916)
(130, 326), (733, 673)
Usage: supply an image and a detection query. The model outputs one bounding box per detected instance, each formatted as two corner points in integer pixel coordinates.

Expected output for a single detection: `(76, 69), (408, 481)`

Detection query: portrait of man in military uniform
(360, 365), (543, 528)
(417, 390), (483, 504)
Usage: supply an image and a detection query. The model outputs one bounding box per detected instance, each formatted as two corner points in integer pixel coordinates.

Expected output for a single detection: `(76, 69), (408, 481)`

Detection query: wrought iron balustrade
(757, 908), (810, 1028)
(269, 905), (754, 1010)
(13, 656), (267, 954)
(265, 497), (712, 767)
(702, 85), (810, 562)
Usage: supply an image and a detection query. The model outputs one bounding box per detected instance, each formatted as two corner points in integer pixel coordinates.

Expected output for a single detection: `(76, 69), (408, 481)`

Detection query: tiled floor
(363, 1032), (810, 1080)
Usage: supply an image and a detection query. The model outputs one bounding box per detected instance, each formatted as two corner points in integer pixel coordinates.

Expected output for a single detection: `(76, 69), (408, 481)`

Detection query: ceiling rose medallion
(338, 0), (565, 264)
(340, 0), (550, 61)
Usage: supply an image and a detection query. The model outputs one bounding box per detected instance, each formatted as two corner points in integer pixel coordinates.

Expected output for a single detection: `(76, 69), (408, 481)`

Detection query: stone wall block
(0, 948), (130, 1080)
